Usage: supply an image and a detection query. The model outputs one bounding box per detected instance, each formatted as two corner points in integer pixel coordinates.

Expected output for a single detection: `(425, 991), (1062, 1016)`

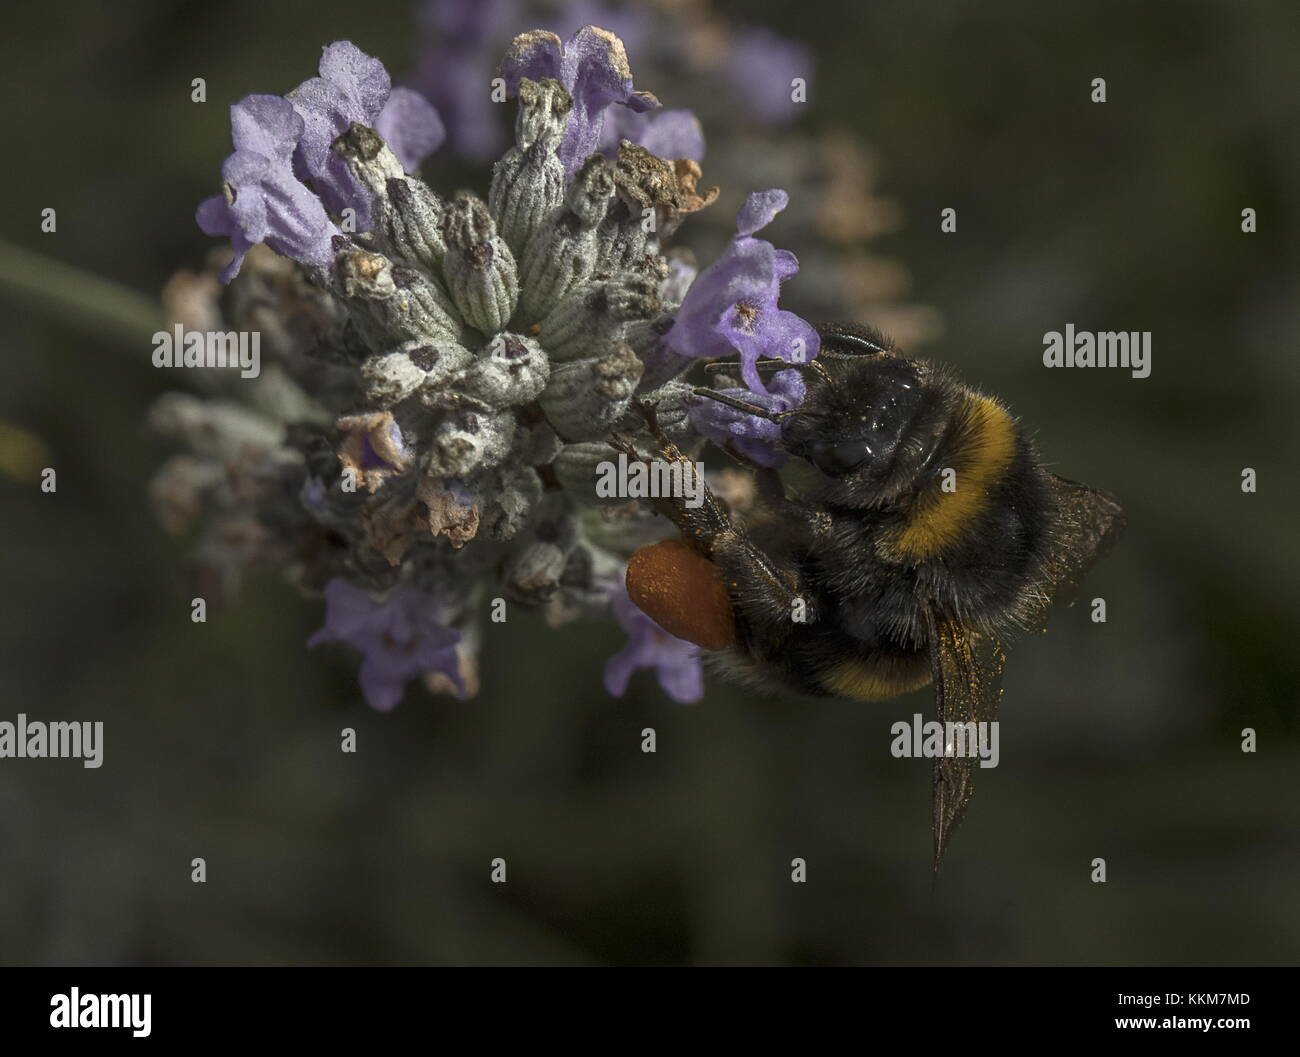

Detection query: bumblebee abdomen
(723, 605), (932, 701)
(818, 650), (932, 701)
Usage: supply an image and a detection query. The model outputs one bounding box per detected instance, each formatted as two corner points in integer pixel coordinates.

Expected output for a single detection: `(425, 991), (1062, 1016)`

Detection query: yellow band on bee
(882, 394), (1016, 562)
(822, 657), (933, 700)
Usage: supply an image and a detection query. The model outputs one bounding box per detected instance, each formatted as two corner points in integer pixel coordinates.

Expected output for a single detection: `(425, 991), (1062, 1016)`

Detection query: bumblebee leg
(707, 529), (821, 645)
(607, 424), (732, 544)
(612, 406), (820, 634)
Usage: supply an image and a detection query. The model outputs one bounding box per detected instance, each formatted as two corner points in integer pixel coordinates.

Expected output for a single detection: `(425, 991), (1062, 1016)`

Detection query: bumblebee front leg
(608, 404), (726, 539)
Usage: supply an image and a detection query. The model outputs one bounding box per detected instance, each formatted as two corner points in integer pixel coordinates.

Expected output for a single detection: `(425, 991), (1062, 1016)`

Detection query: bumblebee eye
(808, 439), (873, 476)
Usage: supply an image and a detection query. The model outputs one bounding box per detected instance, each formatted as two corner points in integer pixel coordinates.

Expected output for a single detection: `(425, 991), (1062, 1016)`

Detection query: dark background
(1, 0), (1297, 965)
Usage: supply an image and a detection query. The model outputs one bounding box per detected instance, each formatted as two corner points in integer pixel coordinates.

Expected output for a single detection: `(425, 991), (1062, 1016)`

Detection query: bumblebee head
(692, 323), (959, 505)
(782, 353), (953, 511)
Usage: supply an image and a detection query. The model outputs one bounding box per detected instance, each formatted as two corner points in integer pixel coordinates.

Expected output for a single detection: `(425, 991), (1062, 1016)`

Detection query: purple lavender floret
(603, 580), (703, 705)
(309, 578), (465, 711)
(198, 42), (443, 279)
(375, 87), (446, 172)
(666, 189), (820, 394)
(288, 41), (444, 229)
(689, 368), (805, 468)
(726, 26), (813, 125)
(500, 25), (659, 177)
(599, 107), (704, 162)
(195, 95), (339, 283)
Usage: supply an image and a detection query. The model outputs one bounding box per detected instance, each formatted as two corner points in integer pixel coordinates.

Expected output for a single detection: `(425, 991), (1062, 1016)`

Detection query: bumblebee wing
(926, 475), (1120, 872)
(925, 610), (1007, 875)
(1026, 474), (1126, 626)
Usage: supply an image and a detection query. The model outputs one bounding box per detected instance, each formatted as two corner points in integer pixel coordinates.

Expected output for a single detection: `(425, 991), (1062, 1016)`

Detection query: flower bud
(333, 122), (404, 203)
(489, 78), (570, 259)
(384, 177), (448, 272)
(334, 248), (463, 344)
(425, 408), (515, 478)
(539, 343), (643, 440)
(613, 380), (697, 446)
(361, 339), (474, 405)
(454, 333), (550, 408)
(479, 464), (544, 541)
(442, 193), (519, 336)
(514, 154), (614, 326)
(503, 539), (568, 602)
(538, 271), (662, 362)
(625, 315), (692, 391)
(553, 441), (627, 505)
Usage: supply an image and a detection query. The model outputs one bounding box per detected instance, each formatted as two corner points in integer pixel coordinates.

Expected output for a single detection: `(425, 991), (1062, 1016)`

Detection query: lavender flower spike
(665, 189), (819, 394)
(604, 579), (703, 705)
(175, 29), (830, 712)
(309, 578), (465, 711)
(195, 95), (338, 283)
(500, 25), (659, 177)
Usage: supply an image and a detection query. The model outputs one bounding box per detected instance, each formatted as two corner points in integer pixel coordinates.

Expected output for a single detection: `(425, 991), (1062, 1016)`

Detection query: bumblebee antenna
(691, 386), (802, 423)
(712, 358), (832, 387)
(703, 358), (804, 375)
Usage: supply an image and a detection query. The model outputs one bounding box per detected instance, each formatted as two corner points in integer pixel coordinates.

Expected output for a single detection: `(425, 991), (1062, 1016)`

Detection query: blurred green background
(1, 0), (1297, 965)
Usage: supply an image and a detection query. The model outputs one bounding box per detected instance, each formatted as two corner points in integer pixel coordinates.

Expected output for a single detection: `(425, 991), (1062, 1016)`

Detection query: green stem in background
(0, 240), (162, 348)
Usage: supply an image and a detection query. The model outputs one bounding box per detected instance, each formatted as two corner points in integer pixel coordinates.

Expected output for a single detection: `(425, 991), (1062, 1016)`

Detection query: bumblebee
(614, 323), (1124, 870)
